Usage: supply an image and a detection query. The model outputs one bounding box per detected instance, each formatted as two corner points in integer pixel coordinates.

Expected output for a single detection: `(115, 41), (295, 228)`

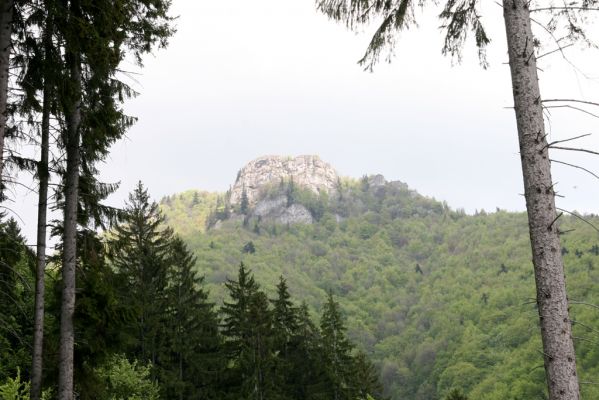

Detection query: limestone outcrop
(230, 155), (338, 206)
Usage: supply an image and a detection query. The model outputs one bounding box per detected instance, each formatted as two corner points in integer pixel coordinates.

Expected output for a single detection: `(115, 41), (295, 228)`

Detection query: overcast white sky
(9, 0), (599, 240)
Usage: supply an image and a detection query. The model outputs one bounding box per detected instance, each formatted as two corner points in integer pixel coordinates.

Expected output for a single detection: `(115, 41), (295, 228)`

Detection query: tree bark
(58, 54), (82, 400)
(30, 16), (53, 400)
(0, 0), (13, 195)
(503, 2), (580, 399)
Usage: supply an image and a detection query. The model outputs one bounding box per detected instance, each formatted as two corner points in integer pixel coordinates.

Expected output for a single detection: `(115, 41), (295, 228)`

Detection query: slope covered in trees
(0, 184), (384, 400)
(160, 177), (599, 400)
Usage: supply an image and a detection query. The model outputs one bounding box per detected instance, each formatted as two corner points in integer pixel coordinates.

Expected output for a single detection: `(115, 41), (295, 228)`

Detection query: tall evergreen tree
(240, 188), (249, 215)
(0, 215), (34, 382)
(288, 302), (323, 400)
(352, 351), (384, 400)
(50, 2), (174, 397)
(271, 276), (298, 398)
(221, 263), (278, 400)
(160, 236), (222, 400)
(319, 292), (354, 400)
(108, 182), (173, 366)
(16, 4), (59, 396)
(0, 0), (13, 194)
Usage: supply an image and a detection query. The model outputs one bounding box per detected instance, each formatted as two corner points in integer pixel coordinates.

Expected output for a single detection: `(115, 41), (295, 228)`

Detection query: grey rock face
(252, 195), (313, 225)
(279, 204), (313, 225)
(253, 196), (288, 218)
(230, 155), (338, 206)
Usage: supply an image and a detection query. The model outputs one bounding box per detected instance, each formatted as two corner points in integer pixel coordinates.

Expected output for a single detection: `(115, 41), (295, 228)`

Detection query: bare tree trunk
(30, 17), (53, 399)
(58, 54), (81, 400)
(503, 2), (580, 399)
(0, 0), (12, 194)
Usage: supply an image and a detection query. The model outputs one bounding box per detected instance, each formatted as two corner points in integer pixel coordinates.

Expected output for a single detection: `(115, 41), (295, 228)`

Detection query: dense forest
(0, 182), (385, 399)
(0, 0), (597, 398)
(160, 177), (599, 400)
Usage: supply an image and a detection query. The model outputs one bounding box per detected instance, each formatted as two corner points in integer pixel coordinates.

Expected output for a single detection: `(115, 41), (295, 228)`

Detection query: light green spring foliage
(161, 179), (599, 400)
(0, 370), (52, 400)
(94, 355), (160, 400)
(0, 368), (29, 400)
(159, 190), (218, 237)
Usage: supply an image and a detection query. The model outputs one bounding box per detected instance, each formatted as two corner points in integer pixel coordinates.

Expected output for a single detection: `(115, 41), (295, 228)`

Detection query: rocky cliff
(229, 155), (339, 206)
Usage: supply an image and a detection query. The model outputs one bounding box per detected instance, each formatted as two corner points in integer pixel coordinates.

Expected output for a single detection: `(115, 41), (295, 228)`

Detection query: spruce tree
(288, 302), (323, 400)
(352, 351), (384, 400)
(160, 236), (222, 400)
(0, 216), (34, 382)
(270, 277), (298, 397)
(50, 2), (174, 397)
(108, 182), (173, 366)
(240, 188), (249, 215)
(319, 292), (354, 400)
(221, 263), (278, 400)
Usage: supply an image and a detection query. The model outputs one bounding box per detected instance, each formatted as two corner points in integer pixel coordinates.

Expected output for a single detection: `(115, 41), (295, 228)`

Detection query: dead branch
(550, 159), (599, 180)
(550, 146), (599, 156)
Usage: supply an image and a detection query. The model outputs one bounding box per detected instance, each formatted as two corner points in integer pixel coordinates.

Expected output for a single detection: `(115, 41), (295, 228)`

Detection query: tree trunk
(30, 71), (51, 400)
(30, 16), (53, 399)
(58, 54), (82, 400)
(0, 0), (12, 195)
(503, 2), (580, 399)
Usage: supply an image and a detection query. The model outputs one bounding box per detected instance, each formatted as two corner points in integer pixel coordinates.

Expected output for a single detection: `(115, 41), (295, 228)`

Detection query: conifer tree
(352, 351), (384, 400)
(270, 277), (298, 398)
(221, 263), (278, 400)
(272, 276), (298, 357)
(0, 0), (13, 193)
(160, 236), (222, 400)
(320, 292), (355, 400)
(0, 215), (34, 381)
(108, 182), (173, 366)
(240, 188), (249, 215)
(51, 2), (174, 397)
(288, 302), (323, 400)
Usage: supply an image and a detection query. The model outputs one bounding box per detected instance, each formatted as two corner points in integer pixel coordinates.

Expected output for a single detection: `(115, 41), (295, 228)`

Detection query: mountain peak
(230, 155), (339, 205)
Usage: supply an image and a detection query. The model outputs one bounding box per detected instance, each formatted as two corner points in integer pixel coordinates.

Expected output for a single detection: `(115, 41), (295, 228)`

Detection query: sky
(8, 0), (599, 241)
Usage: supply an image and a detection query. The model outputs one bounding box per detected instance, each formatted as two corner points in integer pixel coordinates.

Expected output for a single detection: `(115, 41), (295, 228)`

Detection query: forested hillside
(161, 177), (599, 400)
(0, 184), (383, 400)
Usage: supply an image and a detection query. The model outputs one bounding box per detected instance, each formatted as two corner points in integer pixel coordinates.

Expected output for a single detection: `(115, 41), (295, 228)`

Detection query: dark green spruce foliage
(240, 188), (249, 215)
(160, 237), (222, 400)
(0, 216), (34, 381)
(220, 265), (382, 400)
(353, 351), (385, 400)
(0, 184), (385, 399)
(271, 277), (299, 387)
(108, 183), (224, 399)
(108, 182), (173, 365)
(221, 263), (278, 399)
(289, 302), (324, 400)
(320, 292), (356, 400)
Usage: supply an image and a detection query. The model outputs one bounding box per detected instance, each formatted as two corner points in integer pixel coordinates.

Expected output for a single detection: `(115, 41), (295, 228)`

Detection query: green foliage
(108, 182), (174, 363)
(161, 179), (599, 400)
(242, 241), (256, 254)
(159, 237), (222, 399)
(0, 216), (34, 382)
(240, 189), (249, 215)
(444, 388), (468, 400)
(94, 355), (160, 400)
(0, 368), (29, 400)
(221, 263), (278, 399)
(320, 292), (356, 400)
(108, 183), (223, 399)
(159, 190), (218, 236)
